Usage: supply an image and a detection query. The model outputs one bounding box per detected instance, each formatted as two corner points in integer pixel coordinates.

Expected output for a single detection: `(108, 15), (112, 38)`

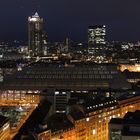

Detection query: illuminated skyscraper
(28, 12), (43, 57)
(88, 25), (106, 57)
(88, 25), (106, 45)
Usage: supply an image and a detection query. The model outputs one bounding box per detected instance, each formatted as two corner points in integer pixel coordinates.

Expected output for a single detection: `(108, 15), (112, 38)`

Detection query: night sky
(0, 0), (140, 42)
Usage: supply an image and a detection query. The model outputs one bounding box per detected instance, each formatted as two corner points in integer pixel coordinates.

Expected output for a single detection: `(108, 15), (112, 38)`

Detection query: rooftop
(70, 110), (85, 121)
(46, 114), (74, 132)
(85, 96), (118, 113)
(88, 25), (106, 29)
(109, 118), (123, 124)
(0, 62), (131, 90)
(110, 110), (140, 136)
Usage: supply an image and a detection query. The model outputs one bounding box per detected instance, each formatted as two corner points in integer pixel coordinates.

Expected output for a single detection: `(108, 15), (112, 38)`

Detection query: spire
(33, 12), (39, 18)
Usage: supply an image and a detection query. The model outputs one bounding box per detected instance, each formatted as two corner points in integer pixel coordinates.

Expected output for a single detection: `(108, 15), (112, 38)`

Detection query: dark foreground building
(0, 115), (10, 140)
(109, 110), (140, 140)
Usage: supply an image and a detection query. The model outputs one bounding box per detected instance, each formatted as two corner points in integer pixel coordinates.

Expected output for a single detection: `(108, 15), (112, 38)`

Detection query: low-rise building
(37, 93), (140, 140)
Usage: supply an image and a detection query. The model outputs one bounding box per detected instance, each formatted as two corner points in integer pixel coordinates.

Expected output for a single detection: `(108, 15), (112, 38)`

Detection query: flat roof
(0, 63), (131, 90)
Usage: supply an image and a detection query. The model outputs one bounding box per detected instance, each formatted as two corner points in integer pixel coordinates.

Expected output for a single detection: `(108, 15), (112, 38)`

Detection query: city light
(0, 1), (140, 140)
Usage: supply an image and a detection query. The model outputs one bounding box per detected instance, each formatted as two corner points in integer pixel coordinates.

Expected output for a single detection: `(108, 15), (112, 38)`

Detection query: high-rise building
(28, 12), (43, 57)
(88, 25), (107, 61)
(88, 25), (106, 56)
(88, 25), (106, 46)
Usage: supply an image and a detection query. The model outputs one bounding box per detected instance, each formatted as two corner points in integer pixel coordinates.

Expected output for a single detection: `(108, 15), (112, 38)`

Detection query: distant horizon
(0, 1), (140, 43)
(1, 35), (140, 44)
(0, 20), (140, 43)
(1, 20), (140, 44)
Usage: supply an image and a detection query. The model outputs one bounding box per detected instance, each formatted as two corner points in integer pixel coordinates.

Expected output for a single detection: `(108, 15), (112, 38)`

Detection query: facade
(88, 25), (106, 45)
(88, 25), (107, 62)
(0, 63), (131, 91)
(54, 90), (71, 114)
(42, 32), (48, 56)
(84, 94), (140, 140)
(88, 25), (106, 55)
(28, 12), (43, 57)
(109, 110), (140, 140)
(37, 94), (140, 140)
(51, 128), (76, 140)
(119, 64), (140, 72)
(0, 90), (40, 106)
(68, 111), (86, 140)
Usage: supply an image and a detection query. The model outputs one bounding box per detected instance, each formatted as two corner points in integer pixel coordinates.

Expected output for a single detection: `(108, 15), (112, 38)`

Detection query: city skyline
(0, 0), (140, 42)
(1, 2), (140, 139)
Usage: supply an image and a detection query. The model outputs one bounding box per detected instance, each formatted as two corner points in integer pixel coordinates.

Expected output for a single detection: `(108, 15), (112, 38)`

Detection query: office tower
(88, 25), (106, 46)
(28, 12), (43, 57)
(88, 25), (106, 54)
(88, 25), (107, 63)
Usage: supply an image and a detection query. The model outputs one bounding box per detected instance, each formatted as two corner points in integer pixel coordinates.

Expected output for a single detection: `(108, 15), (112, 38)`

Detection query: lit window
(93, 129), (96, 135)
(55, 91), (59, 95)
(86, 118), (89, 122)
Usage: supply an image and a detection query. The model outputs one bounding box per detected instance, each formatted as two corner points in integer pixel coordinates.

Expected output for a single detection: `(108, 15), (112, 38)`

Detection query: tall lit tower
(88, 25), (106, 54)
(88, 25), (106, 45)
(28, 12), (43, 57)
